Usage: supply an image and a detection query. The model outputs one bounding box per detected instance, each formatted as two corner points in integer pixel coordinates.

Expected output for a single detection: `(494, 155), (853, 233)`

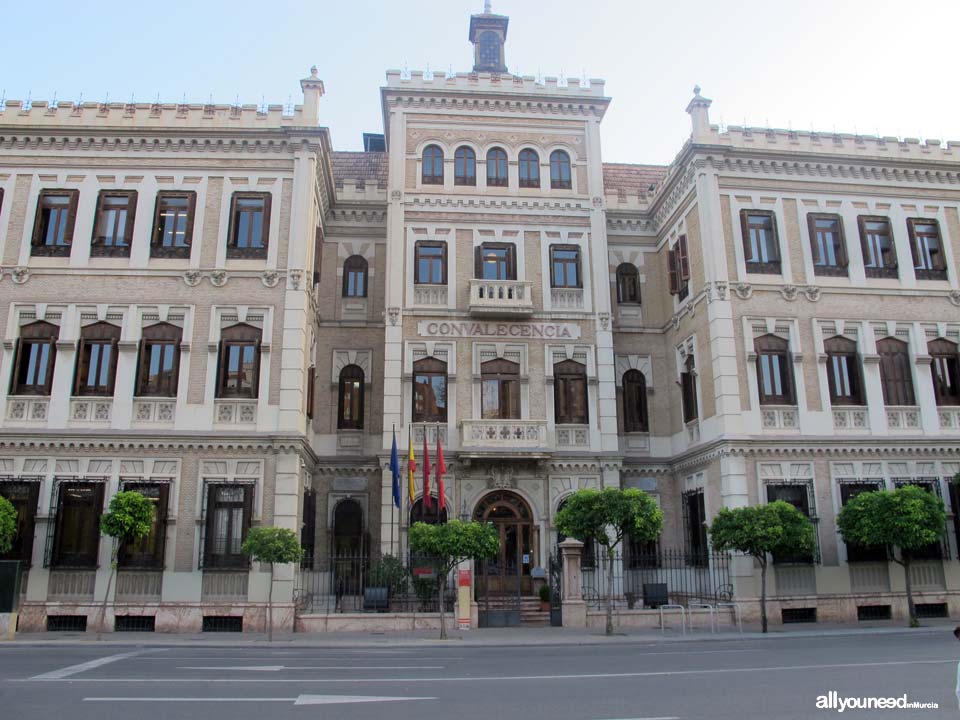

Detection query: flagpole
(391, 424), (396, 558)
(436, 422), (441, 524)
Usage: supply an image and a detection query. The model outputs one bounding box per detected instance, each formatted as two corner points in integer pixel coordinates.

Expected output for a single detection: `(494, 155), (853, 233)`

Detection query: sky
(4, 0), (960, 165)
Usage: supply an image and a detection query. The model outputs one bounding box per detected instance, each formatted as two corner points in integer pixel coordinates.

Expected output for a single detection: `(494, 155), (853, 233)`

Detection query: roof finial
(484, 0), (492, 13)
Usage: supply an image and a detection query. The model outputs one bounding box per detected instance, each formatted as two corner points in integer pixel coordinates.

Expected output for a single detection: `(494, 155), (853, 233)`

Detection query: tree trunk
(759, 557), (768, 634)
(900, 555), (917, 627)
(437, 573), (447, 640)
(97, 539), (118, 641)
(267, 563), (274, 642)
(605, 547), (614, 636)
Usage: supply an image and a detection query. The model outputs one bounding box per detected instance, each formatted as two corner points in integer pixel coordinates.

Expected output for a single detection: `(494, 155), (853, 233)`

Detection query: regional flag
(422, 433), (432, 509)
(389, 429), (401, 509)
(407, 427), (416, 505)
(436, 434), (447, 512)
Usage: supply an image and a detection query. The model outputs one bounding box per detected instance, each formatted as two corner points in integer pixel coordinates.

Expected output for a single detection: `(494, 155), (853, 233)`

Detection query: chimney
(300, 66), (325, 126)
(686, 85), (712, 141)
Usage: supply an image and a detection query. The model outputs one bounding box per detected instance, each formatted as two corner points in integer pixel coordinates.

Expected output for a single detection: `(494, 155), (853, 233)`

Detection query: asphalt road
(0, 632), (958, 720)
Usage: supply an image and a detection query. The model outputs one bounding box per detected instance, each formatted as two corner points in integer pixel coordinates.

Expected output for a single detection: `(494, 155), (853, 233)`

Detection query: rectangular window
(907, 218), (947, 280)
(91, 191), (137, 257)
(755, 337), (795, 405)
(31, 190), (79, 257)
(117, 482), (169, 569)
(0, 481), (41, 566)
(839, 482), (887, 562)
(827, 353), (864, 405)
(554, 364), (588, 425)
(136, 339), (180, 397)
(475, 243), (516, 281)
(740, 210), (781, 274)
(766, 483), (816, 564)
(51, 482), (105, 568)
(680, 356), (698, 423)
(481, 361), (521, 420)
(550, 245), (581, 288)
(414, 242), (447, 285)
(808, 214), (848, 276)
(218, 343), (259, 398)
(203, 484), (253, 569)
(413, 370), (447, 422)
(227, 193), (271, 259)
(151, 192), (196, 258)
(857, 216), (898, 278)
(11, 338), (57, 396)
(931, 352), (960, 406)
(668, 235), (690, 300)
(306, 366), (315, 420)
(75, 338), (117, 396)
(682, 489), (708, 566)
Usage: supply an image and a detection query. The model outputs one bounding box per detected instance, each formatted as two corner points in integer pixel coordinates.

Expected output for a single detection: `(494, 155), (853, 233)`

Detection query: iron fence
(295, 552), (456, 615)
(580, 547), (732, 609)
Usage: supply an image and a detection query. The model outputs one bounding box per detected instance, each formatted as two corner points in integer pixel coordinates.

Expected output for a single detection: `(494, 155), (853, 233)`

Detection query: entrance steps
(480, 595), (549, 626)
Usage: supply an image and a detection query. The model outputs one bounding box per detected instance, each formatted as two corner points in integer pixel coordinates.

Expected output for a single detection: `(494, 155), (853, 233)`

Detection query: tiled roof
(602, 162), (670, 197)
(331, 151), (387, 188)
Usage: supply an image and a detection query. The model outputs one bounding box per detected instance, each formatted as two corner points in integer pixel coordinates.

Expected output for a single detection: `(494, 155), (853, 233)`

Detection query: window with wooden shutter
(226, 192), (271, 259)
(476, 243), (516, 281)
(91, 190), (138, 257)
(31, 189), (79, 257)
(668, 248), (679, 295)
(337, 364), (365, 430)
(554, 359), (588, 425)
(422, 145), (444, 185)
(907, 218), (947, 280)
(824, 336), (864, 406)
(857, 216), (898, 278)
(414, 241), (447, 285)
(136, 323), (181, 397)
(74, 322), (121, 397)
(740, 210), (782, 274)
(549, 150), (572, 189)
(877, 337), (915, 406)
(622, 369), (648, 432)
(518, 149), (540, 188)
(481, 358), (520, 420)
(680, 355), (698, 423)
(51, 481), (105, 568)
(754, 334), (795, 405)
(549, 245), (581, 288)
(808, 213), (848, 277)
(217, 323), (261, 399)
(929, 338), (960, 406)
(454, 146), (476, 186)
(150, 191), (196, 258)
(10, 321), (60, 396)
(486, 148), (508, 187)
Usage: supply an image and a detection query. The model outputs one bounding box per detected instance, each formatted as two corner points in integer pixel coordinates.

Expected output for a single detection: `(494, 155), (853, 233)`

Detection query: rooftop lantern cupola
(469, 1), (509, 73)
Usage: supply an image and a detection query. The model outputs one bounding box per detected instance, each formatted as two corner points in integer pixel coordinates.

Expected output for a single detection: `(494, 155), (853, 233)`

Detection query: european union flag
(389, 429), (401, 509)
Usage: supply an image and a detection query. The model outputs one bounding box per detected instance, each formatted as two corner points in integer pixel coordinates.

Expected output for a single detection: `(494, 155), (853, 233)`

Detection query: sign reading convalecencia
(417, 321), (582, 339)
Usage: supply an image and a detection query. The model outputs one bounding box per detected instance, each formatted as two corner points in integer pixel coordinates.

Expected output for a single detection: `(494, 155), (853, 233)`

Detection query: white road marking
(29, 651), (146, 680)
(177, 665), (443, 671)
(82, 694), (435, 705)
(33, 658), (954, 683)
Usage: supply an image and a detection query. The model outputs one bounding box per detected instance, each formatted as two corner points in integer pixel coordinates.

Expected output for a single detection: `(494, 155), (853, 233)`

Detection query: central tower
(469, 2), (509, 73)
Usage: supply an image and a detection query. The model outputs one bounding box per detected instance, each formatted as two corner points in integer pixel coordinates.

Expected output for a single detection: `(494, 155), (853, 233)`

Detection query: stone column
(559, 538), (586, 628)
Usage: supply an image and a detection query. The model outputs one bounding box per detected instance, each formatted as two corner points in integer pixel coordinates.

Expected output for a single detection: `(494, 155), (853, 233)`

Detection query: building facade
(1, 7), (959, 631)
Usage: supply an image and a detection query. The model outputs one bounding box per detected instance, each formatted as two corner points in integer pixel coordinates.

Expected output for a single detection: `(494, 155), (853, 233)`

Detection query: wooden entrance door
(474, 490), (534, 595)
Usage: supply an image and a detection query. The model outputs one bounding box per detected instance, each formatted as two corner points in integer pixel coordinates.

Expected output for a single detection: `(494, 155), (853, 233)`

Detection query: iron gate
(476, 556), (522, 627)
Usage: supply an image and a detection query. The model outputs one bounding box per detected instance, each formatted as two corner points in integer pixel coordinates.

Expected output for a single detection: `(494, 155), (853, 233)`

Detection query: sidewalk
(2, 619), (956, 648)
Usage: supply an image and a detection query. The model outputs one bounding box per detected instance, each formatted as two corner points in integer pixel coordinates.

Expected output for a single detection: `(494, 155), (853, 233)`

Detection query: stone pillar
(559, 538), (586, 628)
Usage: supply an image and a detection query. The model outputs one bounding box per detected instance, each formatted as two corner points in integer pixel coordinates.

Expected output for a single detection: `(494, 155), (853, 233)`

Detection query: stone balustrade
(460, 419), (547, 449)
(468, 279), (534, 317)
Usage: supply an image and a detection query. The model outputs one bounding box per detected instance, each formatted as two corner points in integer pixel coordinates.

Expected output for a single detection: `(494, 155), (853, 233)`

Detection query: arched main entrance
(473, 490), (536, 595)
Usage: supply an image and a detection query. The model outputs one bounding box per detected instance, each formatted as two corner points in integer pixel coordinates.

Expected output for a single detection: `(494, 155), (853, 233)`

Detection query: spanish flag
(407, 427), (416, 505)
(422, 433), (432, 510)
(436, 433), (447, 512)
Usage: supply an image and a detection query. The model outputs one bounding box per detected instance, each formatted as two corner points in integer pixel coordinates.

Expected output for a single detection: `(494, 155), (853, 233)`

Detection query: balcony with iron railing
(468, 279), (534, 317)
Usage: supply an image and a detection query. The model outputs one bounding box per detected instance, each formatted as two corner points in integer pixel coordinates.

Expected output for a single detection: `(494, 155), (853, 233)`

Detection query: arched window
(481, 358), (520, 420)
(410, 497), (448, 525)
(549, 150), (571, 189)
(75, 322), (121, 396)
(137, 323), (182, 397)
(754, 334), (794, 405)
(11, 321), (60, 396)
(554, 359), (588, 425)
(217, 323), (261, 398)
(616, 263), (640, 304)
(337, 364), (365, 429)
(486, 148), (508, 187)
(929, 338), (960, 406)
(877, 337), (915, 406)
(823, 336), (863, 406)
(342, 255), (368, 298)
(413, 357), (447, 422)
(422, 145), (444, 185)
(622, 369), (648, 432)
(454, 146), (476, 186)
(518, 149), (540, 188)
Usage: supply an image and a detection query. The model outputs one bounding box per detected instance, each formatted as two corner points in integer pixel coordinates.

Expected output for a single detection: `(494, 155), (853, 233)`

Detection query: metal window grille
(114, 615), (156, 632)
(202, 616), (243, 632)
(43, 477), (107, 568)
(892, 477), (949, 560)
(782, 607), (817, 624)
(765, 480), (821, 564)
(199, 480), (255, 570)
(857, 605), (892, 621)
(47, 615), (87, 632)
